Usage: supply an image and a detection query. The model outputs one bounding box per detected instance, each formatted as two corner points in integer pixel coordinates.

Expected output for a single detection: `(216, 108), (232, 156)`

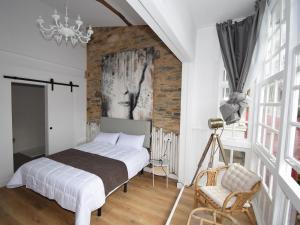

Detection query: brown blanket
(48, 149), (128, 195)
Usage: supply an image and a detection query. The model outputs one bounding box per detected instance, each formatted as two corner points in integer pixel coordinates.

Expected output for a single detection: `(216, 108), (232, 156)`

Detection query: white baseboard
(143, 166), (178, 180)
(165, 186), (185, 225)
(176, 182), (184, 189)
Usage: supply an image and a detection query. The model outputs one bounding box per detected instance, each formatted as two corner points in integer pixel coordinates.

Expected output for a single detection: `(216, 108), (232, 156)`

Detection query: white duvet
(7, 142), (149, 225)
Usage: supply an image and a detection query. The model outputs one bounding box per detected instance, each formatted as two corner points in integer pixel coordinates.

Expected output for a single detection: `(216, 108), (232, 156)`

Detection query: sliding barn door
(46, 85), (74, 155)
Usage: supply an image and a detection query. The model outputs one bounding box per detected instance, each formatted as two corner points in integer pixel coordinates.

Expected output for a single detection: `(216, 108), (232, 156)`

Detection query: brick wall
(86, 26), (181, 133)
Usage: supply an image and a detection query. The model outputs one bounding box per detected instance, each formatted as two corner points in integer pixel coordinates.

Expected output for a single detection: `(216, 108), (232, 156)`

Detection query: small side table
(150, 159), (169, 188)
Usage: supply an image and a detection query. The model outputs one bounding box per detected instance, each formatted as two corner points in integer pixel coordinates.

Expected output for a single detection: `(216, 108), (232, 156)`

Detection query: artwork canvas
(101, 47), (154, 120)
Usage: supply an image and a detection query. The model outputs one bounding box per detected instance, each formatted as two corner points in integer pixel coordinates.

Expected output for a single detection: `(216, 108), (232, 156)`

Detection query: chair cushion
(221, 163), (261, 192)
(200, 185), (250, 208)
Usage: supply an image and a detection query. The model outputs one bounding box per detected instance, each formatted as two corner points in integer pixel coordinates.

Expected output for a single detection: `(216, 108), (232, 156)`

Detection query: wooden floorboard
(170, 187), (257, 225)
(0, 173), (179, 225)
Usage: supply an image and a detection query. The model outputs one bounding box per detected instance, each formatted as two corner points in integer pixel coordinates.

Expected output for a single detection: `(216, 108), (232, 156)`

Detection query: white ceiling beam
(127, 0), (196, 62)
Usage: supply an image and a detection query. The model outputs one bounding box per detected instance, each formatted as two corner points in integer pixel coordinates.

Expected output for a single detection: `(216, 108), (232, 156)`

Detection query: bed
(7, 117), (151, 225)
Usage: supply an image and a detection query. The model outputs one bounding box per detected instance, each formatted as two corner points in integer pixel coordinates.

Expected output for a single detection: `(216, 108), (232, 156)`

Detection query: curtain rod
(3, 75), (79, 92)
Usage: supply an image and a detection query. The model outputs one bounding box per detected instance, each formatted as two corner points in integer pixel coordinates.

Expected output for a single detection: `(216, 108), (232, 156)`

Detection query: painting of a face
(101, 47), (154, 120)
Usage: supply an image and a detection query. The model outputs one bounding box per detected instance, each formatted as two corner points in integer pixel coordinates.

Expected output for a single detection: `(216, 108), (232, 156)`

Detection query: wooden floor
(170, 187), (257, 225)
(0, 172), (179, 225)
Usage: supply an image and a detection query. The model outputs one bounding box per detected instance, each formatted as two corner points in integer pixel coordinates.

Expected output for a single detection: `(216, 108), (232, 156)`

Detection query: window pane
(291, 169), (300, 185)
(271, 3), (281, 32)
(260, 86), (266, 103)
(266, 107), (273, 127)
(223, 70), (228, 81)
(280, 49), (286, 71)
(258, 126), (264, 144)
(281, 0), (285, 20)
(277, 79), (284, 102)
(260, 162), (265, 178)
(274, 107), (281, 130)
(272, 54), (280, 75)
(272, 133), (279, 157)
(291, 90), (300, 122)
(296, 55), (300, 85)
(265, 61), (271, 77)
(264, 167), (272, 189)
(259, 106), (265, 123)
(265, 130), (272, 150)
(273, 29), (280, 54)
(223, 87), (230, 100)
(268, 83), (276, 102)
(233, 151), (245, 166)
(293, 127), (300, 162)
(271, 4), (281, 32)
(266, 41), (272, 60)
(219, 149), (231, 163)
(281, 22), (286, 46)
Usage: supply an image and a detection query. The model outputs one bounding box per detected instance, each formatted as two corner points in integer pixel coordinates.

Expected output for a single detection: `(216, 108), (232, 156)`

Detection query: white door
(46, 85), (74, 155)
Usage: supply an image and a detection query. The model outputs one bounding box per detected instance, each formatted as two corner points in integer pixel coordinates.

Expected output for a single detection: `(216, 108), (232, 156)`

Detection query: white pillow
(116, 133), (145, 149)
(93, 132), (120, 145)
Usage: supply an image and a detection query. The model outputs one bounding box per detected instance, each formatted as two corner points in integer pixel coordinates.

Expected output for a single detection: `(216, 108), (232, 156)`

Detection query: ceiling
(40, 0), (255, 30)
(40, 0), (145, 27)
(186, 0), (256, 28)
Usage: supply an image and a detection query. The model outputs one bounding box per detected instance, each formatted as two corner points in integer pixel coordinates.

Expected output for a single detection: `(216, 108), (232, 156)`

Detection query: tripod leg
(208, 135), (217, 168)
(188, 134), (214, 187)
(216, 135), (228, 165)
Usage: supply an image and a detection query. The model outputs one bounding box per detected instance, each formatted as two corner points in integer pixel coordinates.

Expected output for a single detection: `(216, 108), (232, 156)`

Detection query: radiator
(151, 127), (179, 176)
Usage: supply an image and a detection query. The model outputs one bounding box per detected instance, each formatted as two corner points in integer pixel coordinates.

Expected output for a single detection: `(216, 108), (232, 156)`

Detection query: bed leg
(140, 169), (144, 175)
(97, 208), (101, 217)
(123, 183), (127, 193)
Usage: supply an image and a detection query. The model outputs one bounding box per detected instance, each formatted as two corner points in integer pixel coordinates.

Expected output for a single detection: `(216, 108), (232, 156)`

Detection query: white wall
(178, 26), (222, 185)
(0, 0), (87, 186)
(12, 84), (45, 153)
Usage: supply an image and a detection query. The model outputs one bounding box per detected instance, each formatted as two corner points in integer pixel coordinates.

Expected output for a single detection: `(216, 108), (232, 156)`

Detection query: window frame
(285, 45), (300, 174)
(254, 0), (287, 168)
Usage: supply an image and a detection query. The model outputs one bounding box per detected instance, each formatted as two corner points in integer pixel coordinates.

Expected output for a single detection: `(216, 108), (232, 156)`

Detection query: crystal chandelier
(36, 6), (93, 47)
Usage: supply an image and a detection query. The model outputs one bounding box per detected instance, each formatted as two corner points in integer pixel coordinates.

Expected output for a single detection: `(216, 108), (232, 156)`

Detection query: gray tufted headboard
(100, 117), (151, 149)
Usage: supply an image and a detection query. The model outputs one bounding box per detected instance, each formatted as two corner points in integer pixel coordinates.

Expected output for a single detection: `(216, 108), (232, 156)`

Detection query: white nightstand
(150, 159), (169, 188)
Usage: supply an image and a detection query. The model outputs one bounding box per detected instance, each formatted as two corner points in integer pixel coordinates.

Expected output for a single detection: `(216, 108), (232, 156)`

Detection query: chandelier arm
(77, 34), (89, 44)
(54, 19), (60, 28)
(40, 28), (59, 39)
(38, 22), (57, 33)
(74, 23), (81, 32)
(76, 28), (92, 43)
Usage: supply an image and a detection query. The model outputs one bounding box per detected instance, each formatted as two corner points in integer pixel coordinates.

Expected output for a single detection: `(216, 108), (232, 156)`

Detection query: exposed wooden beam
(96, 0), (132, 26)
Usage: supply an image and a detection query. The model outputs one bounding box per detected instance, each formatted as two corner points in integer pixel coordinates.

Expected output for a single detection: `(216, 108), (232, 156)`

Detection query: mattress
(7, 141), (150, 225)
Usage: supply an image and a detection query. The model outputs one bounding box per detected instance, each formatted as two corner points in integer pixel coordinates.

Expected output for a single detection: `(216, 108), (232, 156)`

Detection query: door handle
(50, 127), (53, 130)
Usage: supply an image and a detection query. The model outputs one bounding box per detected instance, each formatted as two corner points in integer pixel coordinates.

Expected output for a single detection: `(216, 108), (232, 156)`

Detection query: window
(250, 0), (300, 224)
(256, 0), (286, 161)
(285, 47), (300, 173)
(219, 148), (246, 166)
(265, 0), (286, 78)
(257, 79), (283, 158)
(219, 70), (250, 141)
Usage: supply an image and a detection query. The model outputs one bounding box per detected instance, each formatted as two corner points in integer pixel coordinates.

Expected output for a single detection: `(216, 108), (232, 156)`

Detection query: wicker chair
(194, 164), (261, 225)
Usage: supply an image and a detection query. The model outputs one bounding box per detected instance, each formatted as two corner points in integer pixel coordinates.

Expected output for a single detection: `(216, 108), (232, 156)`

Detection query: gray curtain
(217, 0), (266, 125)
